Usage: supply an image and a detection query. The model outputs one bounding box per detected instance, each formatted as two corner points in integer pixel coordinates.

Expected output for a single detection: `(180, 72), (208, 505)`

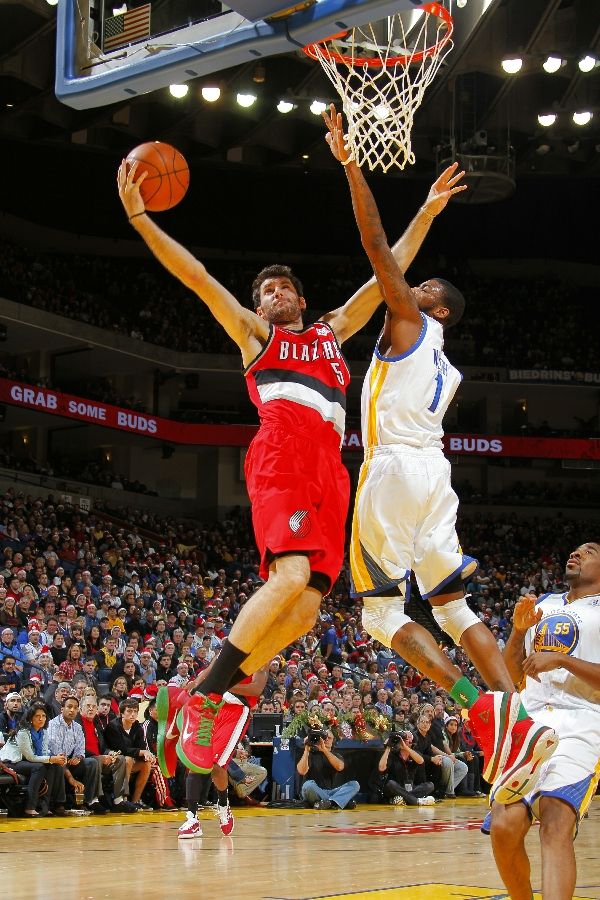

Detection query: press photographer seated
(369, 730), (435, 807)
(296, 728), (359, 811)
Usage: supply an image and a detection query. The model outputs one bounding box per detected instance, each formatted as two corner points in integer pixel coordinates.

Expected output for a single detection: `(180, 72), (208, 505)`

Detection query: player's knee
(431, 596), (480, 645)
(271, 554), (311, 596)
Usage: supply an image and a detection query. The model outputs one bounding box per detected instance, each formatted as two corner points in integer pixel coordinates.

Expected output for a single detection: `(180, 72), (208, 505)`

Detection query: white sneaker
(217, 804), (234, 836)
(390, 795), (405, 806)
(417, 796), (436, 806)
(178, 811), (202, 839)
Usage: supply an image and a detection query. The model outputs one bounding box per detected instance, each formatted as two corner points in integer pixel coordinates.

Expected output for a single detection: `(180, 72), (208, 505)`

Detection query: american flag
(103, 4), (151, 53)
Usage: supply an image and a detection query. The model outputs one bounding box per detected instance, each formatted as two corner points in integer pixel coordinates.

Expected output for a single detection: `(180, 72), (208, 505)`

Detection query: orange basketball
(125, 141), (190, 211)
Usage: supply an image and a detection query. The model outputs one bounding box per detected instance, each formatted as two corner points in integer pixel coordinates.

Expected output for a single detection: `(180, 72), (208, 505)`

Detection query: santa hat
(290, 651), (301, 660)
(306, 674), (318, 684)
(28, 620), (41, 633)
(387, 662), (398, 672)
(320, 697), (332, 705)
(128, 687), (145, 700)
(40, 645), (50, 654)
(334, 680), (346, 690)
(144, 684), (158, 698)
(29, 673), (43, 683)
(318, 665), (329, 676)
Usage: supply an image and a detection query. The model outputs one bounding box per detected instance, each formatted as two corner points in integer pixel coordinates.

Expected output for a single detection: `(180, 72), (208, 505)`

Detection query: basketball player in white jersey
(324, 107), (557, 799)
(485, 542), (600, 900)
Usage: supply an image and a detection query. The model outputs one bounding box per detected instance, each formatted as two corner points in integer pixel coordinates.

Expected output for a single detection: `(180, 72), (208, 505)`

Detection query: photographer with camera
(369, 730), (435, 806)
(296, 728), (359, 810)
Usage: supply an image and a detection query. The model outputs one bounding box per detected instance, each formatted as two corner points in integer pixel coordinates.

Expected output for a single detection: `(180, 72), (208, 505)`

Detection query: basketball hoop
(303, 3), (453, 173)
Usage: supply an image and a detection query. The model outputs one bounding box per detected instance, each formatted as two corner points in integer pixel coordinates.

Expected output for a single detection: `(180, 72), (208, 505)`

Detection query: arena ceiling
(1, 0), (599, 188)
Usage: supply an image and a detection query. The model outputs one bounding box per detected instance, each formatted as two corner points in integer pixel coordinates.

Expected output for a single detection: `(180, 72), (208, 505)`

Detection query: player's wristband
(128, 211), (146, 222)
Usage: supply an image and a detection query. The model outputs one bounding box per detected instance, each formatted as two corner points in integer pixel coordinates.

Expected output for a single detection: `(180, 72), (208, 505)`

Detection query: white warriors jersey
(361, 313), (462, 450)
(521, 591), (600, 715)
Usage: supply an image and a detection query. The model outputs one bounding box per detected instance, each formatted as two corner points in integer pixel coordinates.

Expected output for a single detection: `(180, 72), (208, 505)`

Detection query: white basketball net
(307, 6), (453, 173)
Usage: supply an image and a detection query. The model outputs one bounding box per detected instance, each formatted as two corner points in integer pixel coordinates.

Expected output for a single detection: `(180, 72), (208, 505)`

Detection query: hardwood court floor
(1, 798), (599, 900)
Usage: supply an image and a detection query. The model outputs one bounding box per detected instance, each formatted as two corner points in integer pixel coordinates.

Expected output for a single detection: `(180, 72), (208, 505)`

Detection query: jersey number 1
(428, 372), (444, 413)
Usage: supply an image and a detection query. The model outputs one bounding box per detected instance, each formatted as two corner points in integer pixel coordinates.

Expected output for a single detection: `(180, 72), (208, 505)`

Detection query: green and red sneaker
(156, 685), (188, 778)
(468, 691), (520, 785)
(491, 717), (558, 805)
(175, 692), (223, 774)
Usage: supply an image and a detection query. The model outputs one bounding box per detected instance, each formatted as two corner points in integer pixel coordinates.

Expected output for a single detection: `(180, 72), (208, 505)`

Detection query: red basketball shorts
(245, 426), (350, 594)
(213, 698), (250, 768)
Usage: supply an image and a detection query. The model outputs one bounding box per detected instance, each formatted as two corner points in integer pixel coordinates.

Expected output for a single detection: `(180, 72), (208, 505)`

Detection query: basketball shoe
(217, 803), (234, 836)
(491, 717), (558, 805)
(157, 685), (188, 778)
(178, 811), (202, 839)
(468, 692), (521, 786)
(176, 692), (223, 774)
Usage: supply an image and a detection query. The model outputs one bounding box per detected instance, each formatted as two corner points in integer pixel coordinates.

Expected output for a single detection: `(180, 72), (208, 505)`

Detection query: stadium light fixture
(537, 113), (556, 127)
(572, 110), (593, 126)
(578, 54), (598, 73)
(277, 100), (294, 114)
(542, 55), (563, 74)
(310, 100), (327, 115)
(237, 93), (257, 108)
(201, 85), (221, 102)
(501, 56), (523, 75)
(169, 84), (189, 99)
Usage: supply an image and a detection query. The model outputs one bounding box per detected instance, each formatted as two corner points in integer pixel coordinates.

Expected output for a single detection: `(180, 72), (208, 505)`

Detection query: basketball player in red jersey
(117, 133), (467, 774)
(176, 658), (268, 839)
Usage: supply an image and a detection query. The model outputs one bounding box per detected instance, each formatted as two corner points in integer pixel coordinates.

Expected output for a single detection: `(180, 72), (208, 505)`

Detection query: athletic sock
(198, 641), (249, 697)
(217, 789), (229, 807)
(450, 675), (481, 709)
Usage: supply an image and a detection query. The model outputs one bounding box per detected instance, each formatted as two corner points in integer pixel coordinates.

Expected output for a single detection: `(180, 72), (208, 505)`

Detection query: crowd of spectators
(0, 486), (596, 815)
(455, 479), (600, 508)
(1, 236), (598, 371)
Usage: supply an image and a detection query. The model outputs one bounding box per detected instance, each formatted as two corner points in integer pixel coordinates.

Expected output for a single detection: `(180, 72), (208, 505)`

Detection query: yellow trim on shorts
(579, 756), (600, 817)
(350, 359), (389, 594)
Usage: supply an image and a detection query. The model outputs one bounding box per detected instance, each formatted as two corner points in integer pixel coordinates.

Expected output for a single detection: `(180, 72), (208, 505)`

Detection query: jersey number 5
(428, 372), (444, 413)
(331, 362), (345, 386)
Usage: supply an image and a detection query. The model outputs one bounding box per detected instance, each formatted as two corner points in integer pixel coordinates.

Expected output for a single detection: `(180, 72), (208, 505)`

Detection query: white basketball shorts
(523, 705), (600, 825)
(350, 445), (477, 599)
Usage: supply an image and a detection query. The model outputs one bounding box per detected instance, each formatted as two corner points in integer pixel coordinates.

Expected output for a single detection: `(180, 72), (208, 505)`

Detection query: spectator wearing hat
(0, 691), (23, 734)
(19, 623), (44, 668)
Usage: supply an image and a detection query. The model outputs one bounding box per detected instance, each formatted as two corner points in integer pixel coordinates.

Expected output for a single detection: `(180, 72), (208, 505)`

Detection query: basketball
(125, 141), (190, 211)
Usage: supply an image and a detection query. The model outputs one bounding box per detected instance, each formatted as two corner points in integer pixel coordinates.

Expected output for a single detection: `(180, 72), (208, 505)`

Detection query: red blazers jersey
(245, 322), (350, 450)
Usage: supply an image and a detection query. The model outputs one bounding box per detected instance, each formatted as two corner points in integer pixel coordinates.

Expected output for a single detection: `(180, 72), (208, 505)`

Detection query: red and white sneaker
(175, 692), (223, 774)
(178, 811), (202, 839)
(468, 692), (520, 785)
(491, 717), (558, 805)
(157, 685), (188, 778)
(217, 803), (234, 836)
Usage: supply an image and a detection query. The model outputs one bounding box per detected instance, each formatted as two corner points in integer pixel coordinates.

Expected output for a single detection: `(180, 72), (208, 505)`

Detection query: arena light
(169, 84), (188, 99)
(501, 56), (523, 75)
(277, 99), (294, 114)
(572, 110), (593, 126)
(237, 93), (257, 108)
(542, 55), (563, 74)
(201, 85), (221, 102)
(310, 100), (327, 115)
(46, 0), (59, 5)
(578, 53), (598, 73)
(537, 113), (556, 127)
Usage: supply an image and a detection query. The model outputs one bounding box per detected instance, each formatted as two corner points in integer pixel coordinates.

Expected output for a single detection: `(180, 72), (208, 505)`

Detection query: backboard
(55, 0), (430, 110)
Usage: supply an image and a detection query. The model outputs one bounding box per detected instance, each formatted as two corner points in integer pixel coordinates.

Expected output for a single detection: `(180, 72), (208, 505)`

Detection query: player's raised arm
(117, 160), (268, 362)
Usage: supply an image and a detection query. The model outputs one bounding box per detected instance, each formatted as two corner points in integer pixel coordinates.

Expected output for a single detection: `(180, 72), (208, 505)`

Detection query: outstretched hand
(513, 594), (543, 632)
(422, 162), (467, 218)
(322, 103), (352, 165)
(117, 159), (148, 219)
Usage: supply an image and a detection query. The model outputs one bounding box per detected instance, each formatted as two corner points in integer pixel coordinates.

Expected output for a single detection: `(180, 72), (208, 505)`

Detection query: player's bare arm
(503, 594), (541, 686)
(320, 107), (466, 344)
(117, 160), (269, 366)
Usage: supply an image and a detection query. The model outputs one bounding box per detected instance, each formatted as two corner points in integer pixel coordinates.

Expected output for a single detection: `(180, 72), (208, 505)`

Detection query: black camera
(388, 731), (404, 749)
(307, 729), (327, 747)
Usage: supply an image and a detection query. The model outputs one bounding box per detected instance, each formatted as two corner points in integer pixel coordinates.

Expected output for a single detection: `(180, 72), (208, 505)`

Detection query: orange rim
(302, 2), (453, 68)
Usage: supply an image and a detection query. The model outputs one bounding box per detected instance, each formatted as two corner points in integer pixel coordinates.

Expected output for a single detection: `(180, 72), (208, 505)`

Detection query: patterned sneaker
(176, 692), (223, 774)
(390, 795), (405, 806)
(157, 685), (188, 778)
(468, 692), (520, 785)
(417, 796), (436, 806)
(217, 804), (234, 836)
(491, 718), (558, 805)
(178, 811), (202, 839)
